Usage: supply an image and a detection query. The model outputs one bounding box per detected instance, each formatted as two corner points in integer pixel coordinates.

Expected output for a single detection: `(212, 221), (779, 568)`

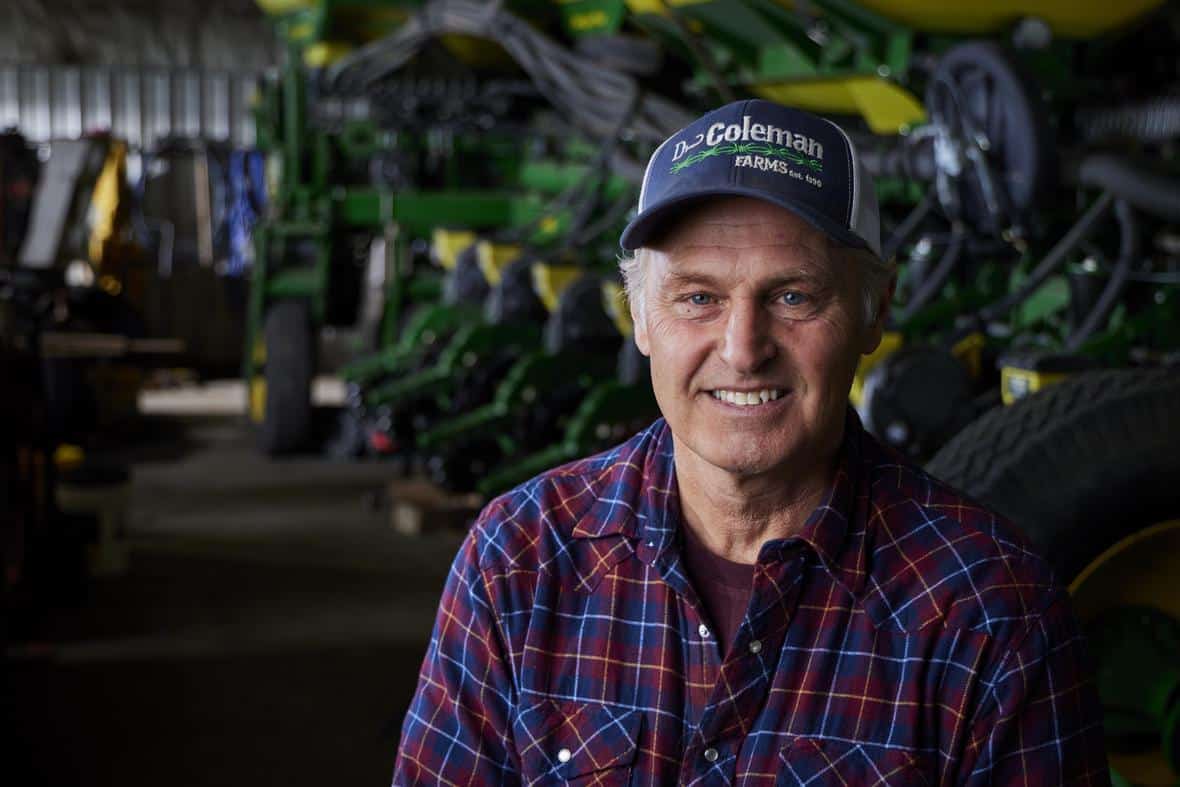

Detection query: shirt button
(557, 748), (571, 763)
(703, 747), (719, 763)
(698, 624), (711, 639)
(748, 639), (763, 654)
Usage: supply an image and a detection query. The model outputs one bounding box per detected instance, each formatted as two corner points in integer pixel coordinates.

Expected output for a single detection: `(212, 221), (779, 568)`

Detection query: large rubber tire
(257, 300), (314, 455)
(925, 367), (1180, 583)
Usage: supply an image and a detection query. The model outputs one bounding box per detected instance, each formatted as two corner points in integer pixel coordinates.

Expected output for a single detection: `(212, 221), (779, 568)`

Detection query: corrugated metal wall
(0, 64), (259, 148)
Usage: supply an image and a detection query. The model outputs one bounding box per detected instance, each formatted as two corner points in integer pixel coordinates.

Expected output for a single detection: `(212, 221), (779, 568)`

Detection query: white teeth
(712, 388), (782, 407)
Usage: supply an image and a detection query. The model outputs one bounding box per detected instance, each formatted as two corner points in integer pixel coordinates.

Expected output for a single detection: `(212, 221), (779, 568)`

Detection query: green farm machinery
(246, 0), (645, 453)
(245, 4), (1180, 777)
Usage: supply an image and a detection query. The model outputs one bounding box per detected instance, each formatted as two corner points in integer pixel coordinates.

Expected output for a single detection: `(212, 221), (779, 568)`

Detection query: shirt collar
(568, 420), (671, 541)
(571, 410), (865, 573)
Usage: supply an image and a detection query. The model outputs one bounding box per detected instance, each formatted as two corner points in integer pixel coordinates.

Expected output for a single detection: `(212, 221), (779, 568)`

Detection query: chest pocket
(777, 737), (930, 787)
(514, 698), (641, 786)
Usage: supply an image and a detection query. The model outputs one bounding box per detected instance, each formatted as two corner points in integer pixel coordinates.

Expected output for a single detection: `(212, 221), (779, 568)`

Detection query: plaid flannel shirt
(394, 413), (1108, 786)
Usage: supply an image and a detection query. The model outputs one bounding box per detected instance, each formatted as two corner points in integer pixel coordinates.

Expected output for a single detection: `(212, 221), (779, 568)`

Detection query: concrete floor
(7, 415), (465, 787)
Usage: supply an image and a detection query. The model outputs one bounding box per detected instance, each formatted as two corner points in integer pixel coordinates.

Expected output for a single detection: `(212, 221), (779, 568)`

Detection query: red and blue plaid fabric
(394, 413), (1108, 786)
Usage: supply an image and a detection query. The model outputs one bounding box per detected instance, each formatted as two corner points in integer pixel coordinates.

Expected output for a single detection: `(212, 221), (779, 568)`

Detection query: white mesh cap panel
(833, 123), (882, 259)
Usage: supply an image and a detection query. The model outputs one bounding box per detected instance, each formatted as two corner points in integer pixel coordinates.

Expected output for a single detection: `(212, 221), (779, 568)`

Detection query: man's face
(632, 197), (887, 480)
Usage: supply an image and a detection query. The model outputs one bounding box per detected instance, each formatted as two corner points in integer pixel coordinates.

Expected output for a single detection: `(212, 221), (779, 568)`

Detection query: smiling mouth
(710, 388), (784, 406)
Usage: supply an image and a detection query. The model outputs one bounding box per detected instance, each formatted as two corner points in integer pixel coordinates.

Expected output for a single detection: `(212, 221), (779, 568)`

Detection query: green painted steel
(265, 267), (321, 299)
(476, 380), (658, 498)
(365, 321), (543, 408)
(416, 349), (617, 451)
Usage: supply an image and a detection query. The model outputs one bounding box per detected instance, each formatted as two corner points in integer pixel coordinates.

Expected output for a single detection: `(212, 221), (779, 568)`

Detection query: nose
(720, 297), (776, 373)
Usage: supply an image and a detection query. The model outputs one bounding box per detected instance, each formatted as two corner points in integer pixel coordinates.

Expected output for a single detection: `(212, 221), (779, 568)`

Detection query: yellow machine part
(88, 140), (127, 266)
(1068, 519), (1180, 786)
(255, 0), (314, 14)
(626, 0), (708, 11)
(431, 229), (478, 271)
(629, 0), (1164, 39)
(475, 241), (522, 287)
(252, 335), (267, 366)
(1000, 366), (1070, 405)
(849, 330), (902, 410)
(536, 215), (561, 240)
(601, 280), (634, 338)
(304, 42), (355, 67)
(754, 78), (926, 135)
(950, 331), (986, 380)
(250, 376), (267, 423)
(53, 443), (86, 471)
(250, 336), (267, 423)
(98, 275), (123, 297)
(855, 0), (1164, 39)
(530, 263), (583, 314)
(567, 8), (614, 33)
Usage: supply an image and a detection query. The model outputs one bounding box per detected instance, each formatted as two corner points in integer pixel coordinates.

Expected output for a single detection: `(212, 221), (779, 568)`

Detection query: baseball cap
(619, 99), (881, 258)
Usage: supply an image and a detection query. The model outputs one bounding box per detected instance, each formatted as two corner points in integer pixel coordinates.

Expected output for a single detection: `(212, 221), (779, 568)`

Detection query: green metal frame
(364, 321), (543, 408)
(628, 0), (914, 92)
(339, 302), (483, 384)
(476, 379), (659, 498)
(241, 21), (626, 394)
(416, 349), (619, 451)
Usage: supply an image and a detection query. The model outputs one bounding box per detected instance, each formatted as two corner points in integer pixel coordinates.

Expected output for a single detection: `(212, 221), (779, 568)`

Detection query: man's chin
(694, 441), (795, 479)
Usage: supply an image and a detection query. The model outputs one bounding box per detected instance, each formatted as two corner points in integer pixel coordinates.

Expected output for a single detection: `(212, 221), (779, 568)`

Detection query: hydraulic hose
(881, 192), (935, 263)
(326, 0), (692, 156)
(1077, 154), (1180, 223)
(975, 191), (1115, 325)
(893, 227), (964, 324)
(1065, 199), (1137, 351)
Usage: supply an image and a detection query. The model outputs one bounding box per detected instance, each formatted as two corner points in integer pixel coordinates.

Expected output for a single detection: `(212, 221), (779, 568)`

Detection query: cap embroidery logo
(668, 141), (823, 175)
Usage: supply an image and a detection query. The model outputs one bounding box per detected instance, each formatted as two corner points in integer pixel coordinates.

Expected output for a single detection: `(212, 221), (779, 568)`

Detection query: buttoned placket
(682, 546), (811, 785)
(641, 527), (723, 740)
(635, 436), (836, 784)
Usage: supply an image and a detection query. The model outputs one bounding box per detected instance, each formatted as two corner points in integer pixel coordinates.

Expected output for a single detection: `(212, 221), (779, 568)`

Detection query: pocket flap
(779, 737), (929, 786)
(514, 698), (641, 781)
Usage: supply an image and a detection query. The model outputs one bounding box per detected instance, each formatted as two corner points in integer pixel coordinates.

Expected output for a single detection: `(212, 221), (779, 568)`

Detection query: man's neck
(672, 441), (840, 565)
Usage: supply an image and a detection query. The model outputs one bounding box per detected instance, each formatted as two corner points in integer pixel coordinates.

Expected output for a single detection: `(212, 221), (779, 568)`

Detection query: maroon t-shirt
(680, 525), (756, 657)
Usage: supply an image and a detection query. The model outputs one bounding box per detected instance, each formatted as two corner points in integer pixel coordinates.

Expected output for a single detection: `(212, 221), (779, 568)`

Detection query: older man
(394, 101), (1108, 786)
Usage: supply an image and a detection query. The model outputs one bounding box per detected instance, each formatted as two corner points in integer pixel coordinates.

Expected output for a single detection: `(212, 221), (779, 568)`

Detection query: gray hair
(618, 245), (895, 329)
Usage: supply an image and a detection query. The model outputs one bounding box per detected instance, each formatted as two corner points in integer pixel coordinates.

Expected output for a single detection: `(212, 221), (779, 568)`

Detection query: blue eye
(689, 293), (713, 306)
(781, 291), (809, 307)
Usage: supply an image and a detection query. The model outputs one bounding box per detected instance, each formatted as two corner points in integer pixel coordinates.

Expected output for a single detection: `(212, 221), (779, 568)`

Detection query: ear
(630, 294), (651, 356)
(861, 275), (896, 355)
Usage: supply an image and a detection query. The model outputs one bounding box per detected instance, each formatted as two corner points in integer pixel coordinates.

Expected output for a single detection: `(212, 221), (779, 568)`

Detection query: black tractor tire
(257, 300), (314, 455)
(925, 367), (1180, 583)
